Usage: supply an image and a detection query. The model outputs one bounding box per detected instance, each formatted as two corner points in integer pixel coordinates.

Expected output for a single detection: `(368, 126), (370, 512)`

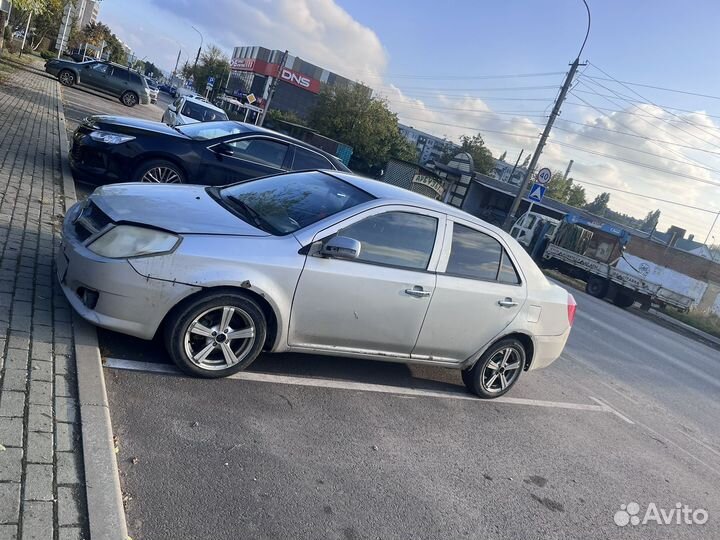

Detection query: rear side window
(228, 138), (289, 168)
(130, 73), (143, 85)
(338, 212), (437, 270)
(110, 67), (128, 79)
(293, 147), (333, 170)
(446, 224), (519, 284)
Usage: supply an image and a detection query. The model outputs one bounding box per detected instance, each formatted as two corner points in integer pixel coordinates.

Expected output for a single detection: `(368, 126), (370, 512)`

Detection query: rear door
(205, 136), (291, 185)
(290, 146), (336, 170)
(412, 218), (527, 363)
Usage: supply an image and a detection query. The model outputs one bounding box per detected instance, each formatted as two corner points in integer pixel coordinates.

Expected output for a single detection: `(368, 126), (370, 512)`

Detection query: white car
(161, 95), (229, 126)
(58, 170), (576, 398)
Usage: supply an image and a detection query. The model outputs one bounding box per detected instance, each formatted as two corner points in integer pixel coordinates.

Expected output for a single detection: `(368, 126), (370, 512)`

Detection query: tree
(28, 0), (64, 51)
(585, 192), (611, 215)
(308, 84), (416, 174)
(640, 209), (661, 232)
(182, 44), (230, 92)
(143, 61), (162, 78)
(545, 171), (571, 201)
(440, 134), (494, 174)
(498, 150), (507, 162)
(266, 109), (306, 126)
(566, 184), (587, 207)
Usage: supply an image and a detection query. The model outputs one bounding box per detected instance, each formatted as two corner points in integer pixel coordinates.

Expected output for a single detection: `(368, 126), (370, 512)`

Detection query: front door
(82, 63), (113, 92)
(205, 136), (290, 185)
(413, 219), (527, 363)
(290, 208), (445, 356)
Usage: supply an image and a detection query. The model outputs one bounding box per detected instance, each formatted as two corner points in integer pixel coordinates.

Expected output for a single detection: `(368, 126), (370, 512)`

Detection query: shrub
(40, 50), (56, 60)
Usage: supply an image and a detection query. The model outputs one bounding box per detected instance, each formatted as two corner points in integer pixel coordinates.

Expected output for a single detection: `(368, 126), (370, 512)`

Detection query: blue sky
(99, 0), (720, 239)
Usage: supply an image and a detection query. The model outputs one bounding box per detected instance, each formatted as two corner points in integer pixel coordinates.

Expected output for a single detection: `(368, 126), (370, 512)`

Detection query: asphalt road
(102, 287), (720, 540)
(56, 80), (720, 538)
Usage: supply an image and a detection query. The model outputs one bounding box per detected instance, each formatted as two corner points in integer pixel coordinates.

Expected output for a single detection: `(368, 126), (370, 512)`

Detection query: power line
(379, 91), (556, 102)
(571, 89), (720, 121)
(548, 139), (720, 188)
(552, 126), (720, 174)
(555, 118), (720, 157)
(570, 178), (717, 214)
(397, 115), (541, 140)
(582, 74), (720, 102)
(375, 84), (560, 92)
(389, 103), (549, 118)
(581, 70), (720, 149)
(355, 71), (567, 80)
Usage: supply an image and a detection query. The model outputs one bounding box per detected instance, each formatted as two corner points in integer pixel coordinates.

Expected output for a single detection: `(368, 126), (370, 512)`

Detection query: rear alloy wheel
(121, 91), (139, 107)
(585, 276), (609, 298)
(135, 159), (185, 184)
(58, 70), (75, 87)
(463, 338), (526, 399)
(166, 293), (267, 378)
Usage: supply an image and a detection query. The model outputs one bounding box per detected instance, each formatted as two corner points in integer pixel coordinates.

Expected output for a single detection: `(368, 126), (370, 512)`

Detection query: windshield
(179, 102), (229, 123)
(219, 171), (374, 235)
(177, 120), (242, 140)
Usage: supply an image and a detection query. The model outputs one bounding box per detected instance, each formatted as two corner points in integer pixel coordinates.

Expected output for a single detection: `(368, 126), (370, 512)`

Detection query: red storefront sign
(230, 57), (321, 94)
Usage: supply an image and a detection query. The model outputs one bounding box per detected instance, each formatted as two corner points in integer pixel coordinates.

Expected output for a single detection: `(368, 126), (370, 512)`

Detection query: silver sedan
(57, 170), (575, 398)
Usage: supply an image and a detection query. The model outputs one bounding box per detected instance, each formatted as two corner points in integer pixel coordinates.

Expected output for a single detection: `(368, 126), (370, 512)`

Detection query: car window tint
(447, 224), (502, 281)
(338, 212), (437, 270)
(110, 67), (127, 79)
(293, 147), (333, 170)
(180, 101), (228, 122)
(498, 251), (521, 285)
(91, 63), (108, 73)
(130, 73), (143, 85)
(229, 138), (289, 168)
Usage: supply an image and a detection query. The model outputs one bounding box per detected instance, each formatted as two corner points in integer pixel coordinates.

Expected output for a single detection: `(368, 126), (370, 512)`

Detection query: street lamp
(191, 25), (203, 71)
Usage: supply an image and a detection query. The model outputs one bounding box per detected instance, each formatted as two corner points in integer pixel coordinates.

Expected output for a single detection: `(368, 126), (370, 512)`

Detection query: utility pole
(259, 49), (288, 126)
(19, 11), (32, 57)
(191, 25), (203, 72)
(705, 212), (719, 246)
(57, 3), (73, 59)
(502, 57), (582, 231)
(562, 159), (574, 181)
(505, 149), (524, 184)
(170, 48), (181, 82)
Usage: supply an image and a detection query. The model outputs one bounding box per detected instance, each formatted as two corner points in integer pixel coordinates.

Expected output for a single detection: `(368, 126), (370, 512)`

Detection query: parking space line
(104, 358), (618, 415)
(589, 396), (635, 424)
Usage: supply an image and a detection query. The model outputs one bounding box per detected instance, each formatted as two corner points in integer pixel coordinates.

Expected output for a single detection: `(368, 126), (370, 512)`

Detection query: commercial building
(398, 124), (458, 164)
(228, 46), (370, 119)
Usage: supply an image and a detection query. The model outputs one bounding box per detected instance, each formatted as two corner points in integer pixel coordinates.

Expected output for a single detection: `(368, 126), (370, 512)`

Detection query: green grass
(661, 309), (720, 340)
(542, 268), (586, 292)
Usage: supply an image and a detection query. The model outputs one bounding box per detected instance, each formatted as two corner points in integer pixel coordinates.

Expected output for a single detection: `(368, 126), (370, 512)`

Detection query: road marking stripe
(104, 358), (613, 414)
(589, 396), (635, 424)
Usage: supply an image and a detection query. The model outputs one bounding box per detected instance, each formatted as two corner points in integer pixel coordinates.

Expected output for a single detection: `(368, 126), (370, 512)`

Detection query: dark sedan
(69, 116), (350, 185)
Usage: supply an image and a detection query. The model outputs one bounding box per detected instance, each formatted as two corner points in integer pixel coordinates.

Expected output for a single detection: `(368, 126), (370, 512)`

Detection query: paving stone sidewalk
(0, 57), (89, 540)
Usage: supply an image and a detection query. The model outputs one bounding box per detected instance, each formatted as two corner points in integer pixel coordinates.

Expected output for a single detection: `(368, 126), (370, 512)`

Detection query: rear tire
(585, 276), (609, 298)
(134, 159), (185, 183)
(165, 292), (267, 378)
(462, 338), (526, 399)
(121, 91), (138, 107)
(58, 70), (75, 87)
(612, 293), (635, 309)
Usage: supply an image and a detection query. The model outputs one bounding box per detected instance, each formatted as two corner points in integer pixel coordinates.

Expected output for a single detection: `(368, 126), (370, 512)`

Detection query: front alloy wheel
(463, 338), (526, 398)
(166, 292), (267, 378)
(141, 166), (182, 183)
(121, 91), (138, 107)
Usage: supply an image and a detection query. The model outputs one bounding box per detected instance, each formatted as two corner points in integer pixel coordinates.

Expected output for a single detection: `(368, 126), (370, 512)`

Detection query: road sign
(246, 93), (256, 104)
(207, 76), (215, 86)
(536, 167), (552, 185)
(528, 183), (546, 203)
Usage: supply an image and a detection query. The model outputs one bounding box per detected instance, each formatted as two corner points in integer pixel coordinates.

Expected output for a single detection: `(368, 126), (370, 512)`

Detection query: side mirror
(214, 142), (234, 157)
(320, 236), (361, 260)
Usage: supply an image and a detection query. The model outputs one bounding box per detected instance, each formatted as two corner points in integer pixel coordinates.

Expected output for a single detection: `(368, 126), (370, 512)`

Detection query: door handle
(497, 298), (519, 308)
(405, 287), (431, 298)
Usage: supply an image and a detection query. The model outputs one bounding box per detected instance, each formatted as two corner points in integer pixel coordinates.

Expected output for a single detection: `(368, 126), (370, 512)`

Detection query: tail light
(567, 294), (577, 327)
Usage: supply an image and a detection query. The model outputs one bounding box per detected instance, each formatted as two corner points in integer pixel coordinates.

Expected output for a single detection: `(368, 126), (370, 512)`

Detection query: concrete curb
(649, 308), (720, 347)
(57, 81), (129, 539)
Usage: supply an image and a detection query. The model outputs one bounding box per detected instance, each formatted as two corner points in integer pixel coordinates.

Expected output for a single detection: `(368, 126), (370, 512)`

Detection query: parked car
(69, 117), (349, 185)
(144, 76), (159, 104)
(57, 170), (575, 398)
(44, 59), (151, 107)
(158, 83), (174, 94)
(162, 95), (228, 126)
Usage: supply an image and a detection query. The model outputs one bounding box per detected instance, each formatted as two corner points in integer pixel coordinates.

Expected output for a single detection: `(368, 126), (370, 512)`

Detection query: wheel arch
(463, 331), (536, 372)
(132, 154), (190, 181)
(159, 285), (280, 352)
(58, 68), (79, 82)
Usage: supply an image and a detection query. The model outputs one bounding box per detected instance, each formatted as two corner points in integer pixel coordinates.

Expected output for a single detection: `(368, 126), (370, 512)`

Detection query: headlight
(89, 131), (136, 144)
(88, 225), (179, 258)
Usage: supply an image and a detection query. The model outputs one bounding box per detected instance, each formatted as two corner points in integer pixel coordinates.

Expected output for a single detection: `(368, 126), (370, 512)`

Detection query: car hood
(84, 115), (187, 138)
(90, 184), (270, 236)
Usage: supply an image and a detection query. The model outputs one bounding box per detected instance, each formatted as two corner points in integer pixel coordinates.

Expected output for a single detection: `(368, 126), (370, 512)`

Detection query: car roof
(324, 171), (515, 238)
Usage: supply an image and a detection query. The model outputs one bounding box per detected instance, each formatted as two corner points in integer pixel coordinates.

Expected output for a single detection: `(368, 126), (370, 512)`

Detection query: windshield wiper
(225, 195), (276, 234)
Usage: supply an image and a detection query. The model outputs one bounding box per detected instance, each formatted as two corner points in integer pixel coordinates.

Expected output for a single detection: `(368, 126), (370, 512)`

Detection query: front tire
(613, 292), (635, 309)
(462, 338), (526, 398)
(121, 91), (139, 107)
(165, 292), (267, 378)
(585, 276), (609, 298)
(58, 70), (75, 87)
(134, 159), (185, 183)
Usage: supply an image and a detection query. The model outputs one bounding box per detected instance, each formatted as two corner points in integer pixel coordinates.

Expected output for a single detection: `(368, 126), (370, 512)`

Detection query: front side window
(293, 147), (333, 170)
(91, 63), (108, 74)
(220, 171), (374, 235)
(447, 224), (505, 281)
(228, 138), (289, 169)
(338, 212), (438, 270)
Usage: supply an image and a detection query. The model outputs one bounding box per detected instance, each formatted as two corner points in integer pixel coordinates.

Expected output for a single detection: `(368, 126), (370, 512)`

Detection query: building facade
(398, 124), (458, 165)
(55, 0), (100, 52)
(228, 46), (370, 119)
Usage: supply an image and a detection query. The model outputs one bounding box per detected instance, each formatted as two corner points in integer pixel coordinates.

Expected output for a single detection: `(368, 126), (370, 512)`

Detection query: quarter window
(228, 138), (289, 168)
(447, 224), (519, 283)
(293, 147), (333, 170)
(337, 212), (437, 270)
